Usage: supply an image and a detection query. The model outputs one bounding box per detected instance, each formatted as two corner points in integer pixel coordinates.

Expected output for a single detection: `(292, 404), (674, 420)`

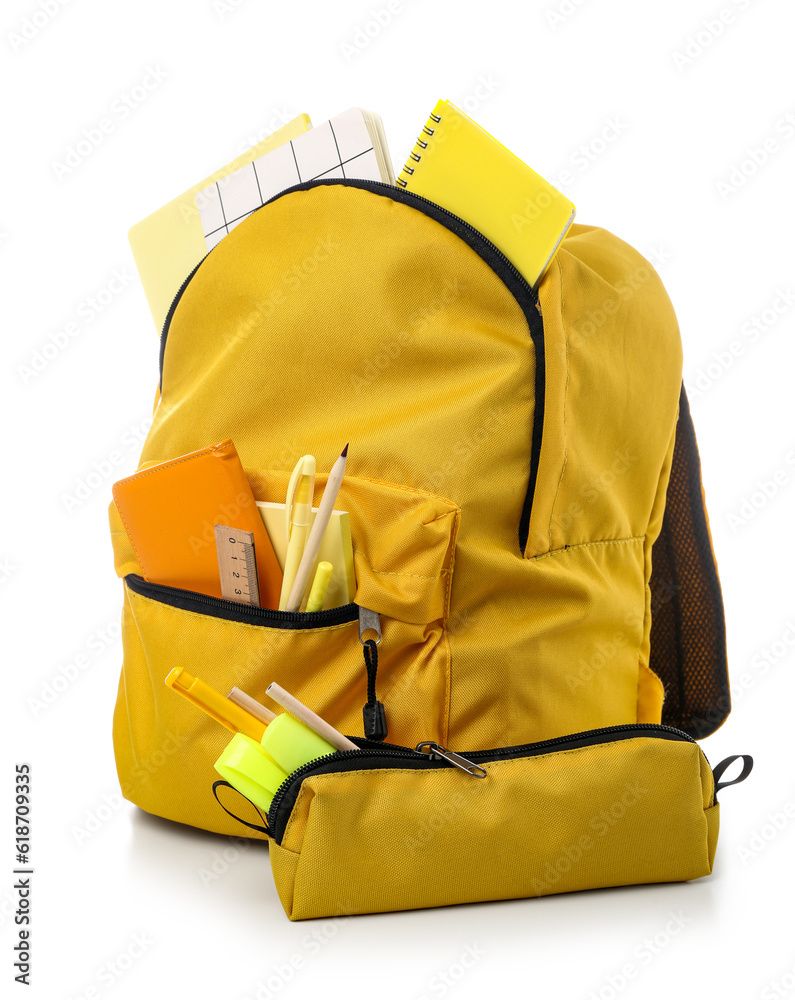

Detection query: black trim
(158, 257), (202, 387)
(124, 573), (359, 629)
(266, 723), (698, 843)
(157, 177), (545, 551)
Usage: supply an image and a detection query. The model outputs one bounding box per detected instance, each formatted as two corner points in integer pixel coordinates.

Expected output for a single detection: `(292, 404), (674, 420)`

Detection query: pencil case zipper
(124, 573), (359, 629)
(266, 723), (702, 842)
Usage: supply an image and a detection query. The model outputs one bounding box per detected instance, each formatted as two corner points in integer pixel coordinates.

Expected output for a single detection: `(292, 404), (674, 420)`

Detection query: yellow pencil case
(262, 725), (751, 920)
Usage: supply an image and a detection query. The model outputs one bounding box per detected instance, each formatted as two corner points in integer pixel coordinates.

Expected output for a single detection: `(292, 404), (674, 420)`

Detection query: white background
(3, 0), (794, 997)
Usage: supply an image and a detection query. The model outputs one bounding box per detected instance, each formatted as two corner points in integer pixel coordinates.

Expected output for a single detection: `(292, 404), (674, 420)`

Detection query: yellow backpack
(109, 178), (751, 918)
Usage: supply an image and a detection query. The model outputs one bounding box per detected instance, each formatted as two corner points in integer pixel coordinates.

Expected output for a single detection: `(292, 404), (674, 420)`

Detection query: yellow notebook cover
(256, 503), (355, 611)
(128, 114), (312, 333)
(398, 100), (575, 287)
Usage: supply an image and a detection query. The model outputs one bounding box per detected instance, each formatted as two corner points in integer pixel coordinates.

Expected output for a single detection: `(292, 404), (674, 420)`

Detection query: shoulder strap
(649, 385), (730, 738)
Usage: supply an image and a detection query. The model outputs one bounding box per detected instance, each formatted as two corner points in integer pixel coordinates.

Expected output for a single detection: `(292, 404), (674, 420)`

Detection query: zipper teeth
(125, 574), (358, 626)
(372, 180), (534, 295)
(266, 723), (697, 832)
(267, 748), (418, 826)
(158, 178), (538, 388)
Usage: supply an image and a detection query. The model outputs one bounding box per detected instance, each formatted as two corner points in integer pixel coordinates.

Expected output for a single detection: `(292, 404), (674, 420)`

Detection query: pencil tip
(341, 443), (349, 457)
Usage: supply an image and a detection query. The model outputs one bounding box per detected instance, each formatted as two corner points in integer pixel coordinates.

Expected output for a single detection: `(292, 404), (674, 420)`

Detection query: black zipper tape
(124, 573), (358, 629)
(267, 723), (700, 843)
(156, 177), (545, 552)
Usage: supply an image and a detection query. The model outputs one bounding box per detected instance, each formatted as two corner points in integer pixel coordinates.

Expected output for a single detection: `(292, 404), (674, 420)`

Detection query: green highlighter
(165, 669), (355, 813)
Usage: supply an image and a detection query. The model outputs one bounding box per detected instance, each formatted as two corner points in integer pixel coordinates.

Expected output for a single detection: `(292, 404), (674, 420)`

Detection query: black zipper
(267, 723), (702, 842)
(156, 177), (545, 551)
(125, 573), (358, 629)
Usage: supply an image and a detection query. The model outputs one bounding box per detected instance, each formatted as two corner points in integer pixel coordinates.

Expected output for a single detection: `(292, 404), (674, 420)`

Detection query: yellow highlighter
(278, 455), (315, 610)
(305, 561), (333, 612)
(165, 668), (348, 813)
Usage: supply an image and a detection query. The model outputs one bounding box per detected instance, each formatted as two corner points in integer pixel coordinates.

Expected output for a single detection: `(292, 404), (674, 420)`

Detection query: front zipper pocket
(264, 723), (734, 920)
(110, 470), (461, 837)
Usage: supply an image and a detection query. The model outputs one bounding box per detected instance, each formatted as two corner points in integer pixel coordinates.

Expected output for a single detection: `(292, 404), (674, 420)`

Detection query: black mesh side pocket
(649, 385), (730, 738)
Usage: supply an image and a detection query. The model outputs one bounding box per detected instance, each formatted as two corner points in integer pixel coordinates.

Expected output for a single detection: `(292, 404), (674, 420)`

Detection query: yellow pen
(165, 667), (266, 741)
(279, 455), (315, 610)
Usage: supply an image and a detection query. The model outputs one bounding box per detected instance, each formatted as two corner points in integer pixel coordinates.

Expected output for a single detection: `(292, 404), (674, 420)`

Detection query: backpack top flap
(649, 387), (730, 738)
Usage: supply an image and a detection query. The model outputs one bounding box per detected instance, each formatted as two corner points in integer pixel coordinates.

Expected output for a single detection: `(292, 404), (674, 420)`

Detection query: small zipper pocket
(263, 723), (751, 919)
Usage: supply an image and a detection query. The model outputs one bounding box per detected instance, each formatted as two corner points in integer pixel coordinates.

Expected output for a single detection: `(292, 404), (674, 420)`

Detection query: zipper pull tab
(359, 607), (387, 741)
(358, 607), (381, 645)
(416, 741), (487, 778)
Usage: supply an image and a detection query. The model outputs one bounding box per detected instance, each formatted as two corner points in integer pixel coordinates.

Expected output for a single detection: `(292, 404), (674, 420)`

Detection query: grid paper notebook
(197, 109), (384, 250)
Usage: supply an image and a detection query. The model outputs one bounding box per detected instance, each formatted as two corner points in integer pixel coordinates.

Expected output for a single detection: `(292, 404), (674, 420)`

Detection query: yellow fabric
(111, 183), (687, 840)
(269, 736), (717, 919)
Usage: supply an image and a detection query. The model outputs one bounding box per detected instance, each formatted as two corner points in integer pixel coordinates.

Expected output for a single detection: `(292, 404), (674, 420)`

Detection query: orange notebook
(112, 440), (282, 608)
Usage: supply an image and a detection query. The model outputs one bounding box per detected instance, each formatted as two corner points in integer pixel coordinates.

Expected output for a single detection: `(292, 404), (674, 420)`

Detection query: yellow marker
(279, 455), (315, 610)
(165, 667), (265, 742)
(165, 671), (342, 813)
(305, 561), (333, 612)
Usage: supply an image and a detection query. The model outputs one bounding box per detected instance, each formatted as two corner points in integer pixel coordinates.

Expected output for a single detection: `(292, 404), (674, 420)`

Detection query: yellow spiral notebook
(398, 100), (575, 287)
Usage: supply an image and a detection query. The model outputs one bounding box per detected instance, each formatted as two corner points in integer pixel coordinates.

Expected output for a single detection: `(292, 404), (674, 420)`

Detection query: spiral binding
(397, 111), (442, 187)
